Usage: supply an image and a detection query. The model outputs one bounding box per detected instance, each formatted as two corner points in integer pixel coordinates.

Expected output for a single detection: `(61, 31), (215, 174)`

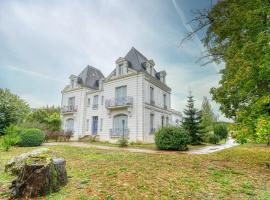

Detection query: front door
(92, 116), (98, 135)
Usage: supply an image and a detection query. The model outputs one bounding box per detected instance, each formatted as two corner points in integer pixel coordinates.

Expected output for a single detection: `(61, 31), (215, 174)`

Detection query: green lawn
(79, 140), (208, 151)
(0, 144), (270, 200)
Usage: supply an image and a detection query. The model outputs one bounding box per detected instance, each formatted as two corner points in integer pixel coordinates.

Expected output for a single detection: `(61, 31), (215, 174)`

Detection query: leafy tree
(25, 106), (61, 132)
(183, 0), (270, 144)
(213, 123), (228, 141)
(201, 96), (217, 130)
(0, 89), (30, 135)
(182, 92), (204, 144)
(256, 116), (270, 146)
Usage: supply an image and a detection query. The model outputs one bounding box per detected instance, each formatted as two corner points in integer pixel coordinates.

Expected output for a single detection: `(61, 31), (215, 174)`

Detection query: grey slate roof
(124, 47), (160, 80)
(77, 65), (104, 89)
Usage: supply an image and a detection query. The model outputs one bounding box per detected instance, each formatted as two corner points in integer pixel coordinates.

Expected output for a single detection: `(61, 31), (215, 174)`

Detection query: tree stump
(6, 149), (67, 199)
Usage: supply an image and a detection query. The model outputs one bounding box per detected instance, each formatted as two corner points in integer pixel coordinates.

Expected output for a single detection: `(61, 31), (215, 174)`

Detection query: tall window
(150, 114), (154, 133)
(161, 116), (164, 128)
(86, 119), (89, 131)
(115, 86), (127, 98)
(101, 96), (104, 105)
(150, 86), (154, 105)
(100, 118), (103, 131)
(119, 64), (124, 75)
(166, 117), (169, 125)
(163, 94), (167, 108)
(93, 95), (99, 105)
(71, 80), (75, 88)
(87, 98), (90, 106)
(68, 97), (75, 106)
(93, 95), (99, 109)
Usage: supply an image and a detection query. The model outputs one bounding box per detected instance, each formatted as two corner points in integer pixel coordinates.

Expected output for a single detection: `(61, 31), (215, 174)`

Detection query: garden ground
(0, 144), (269, 200)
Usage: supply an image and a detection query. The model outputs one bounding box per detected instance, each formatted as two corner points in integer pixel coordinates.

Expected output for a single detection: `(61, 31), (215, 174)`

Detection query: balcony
(150, 100), (155, 106)
(105, 96), (133, 109)
(164, 105), (168, 110)
(61, 105), (77, 113)
(110, 128), (129, 138)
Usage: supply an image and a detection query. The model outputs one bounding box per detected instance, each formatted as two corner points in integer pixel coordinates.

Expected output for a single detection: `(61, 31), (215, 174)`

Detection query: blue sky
(0, 0), (227, 120)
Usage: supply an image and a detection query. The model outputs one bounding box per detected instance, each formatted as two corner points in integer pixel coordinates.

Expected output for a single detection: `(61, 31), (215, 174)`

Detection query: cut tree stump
(5, 148), (67, 199)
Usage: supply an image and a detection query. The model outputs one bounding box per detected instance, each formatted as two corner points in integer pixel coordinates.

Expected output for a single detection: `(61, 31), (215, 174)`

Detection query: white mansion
(61, 47), (182, 143)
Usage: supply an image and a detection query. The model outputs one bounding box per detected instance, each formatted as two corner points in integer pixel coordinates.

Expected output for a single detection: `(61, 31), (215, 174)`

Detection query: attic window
(119, 64), (124, 75)
(71, 80), (75, 88)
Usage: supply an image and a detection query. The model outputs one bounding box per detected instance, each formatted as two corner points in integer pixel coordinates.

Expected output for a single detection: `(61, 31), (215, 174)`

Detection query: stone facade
(61, 47), (182, 143)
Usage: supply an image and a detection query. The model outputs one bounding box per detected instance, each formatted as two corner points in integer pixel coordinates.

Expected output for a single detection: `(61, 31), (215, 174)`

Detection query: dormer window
(71, 80), (75, 88)
(116, 57), (128, 77)
(119, 64), (124, 76)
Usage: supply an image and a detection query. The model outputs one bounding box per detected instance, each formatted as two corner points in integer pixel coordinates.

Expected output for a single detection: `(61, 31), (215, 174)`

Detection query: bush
(0, 125), (21, 151)
(155, 126), (190, 151)
(117, 137), (128, 147)
(213, 123), (228, 140)
(208, 133), (220, 144)
(19, 128), (45, 147)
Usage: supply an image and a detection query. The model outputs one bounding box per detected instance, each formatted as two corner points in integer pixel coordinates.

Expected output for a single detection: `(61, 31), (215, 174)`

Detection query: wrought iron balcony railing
(61, 105), (78, 113)
(110, 128), (129, 138)
(105, 96), (133, 108)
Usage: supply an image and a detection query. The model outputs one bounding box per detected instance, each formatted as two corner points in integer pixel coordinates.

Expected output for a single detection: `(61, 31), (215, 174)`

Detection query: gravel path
(43, 138), (238, 155)
(187, 137), (239, 154)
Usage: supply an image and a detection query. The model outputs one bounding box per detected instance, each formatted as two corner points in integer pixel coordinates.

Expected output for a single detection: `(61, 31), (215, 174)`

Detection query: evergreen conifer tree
(182, 91), (203, 145)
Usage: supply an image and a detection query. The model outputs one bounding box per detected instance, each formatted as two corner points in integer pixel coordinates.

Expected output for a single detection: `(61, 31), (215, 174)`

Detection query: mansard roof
(124, 47), (161, 80)
(77, 65), (104, 89)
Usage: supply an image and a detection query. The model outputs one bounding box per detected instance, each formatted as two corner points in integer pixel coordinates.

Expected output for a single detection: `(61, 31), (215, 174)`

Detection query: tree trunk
(267, 134), (270, 146)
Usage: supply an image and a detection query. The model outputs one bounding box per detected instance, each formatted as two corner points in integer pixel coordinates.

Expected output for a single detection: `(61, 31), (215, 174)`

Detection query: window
(150, 86), (154, 105)
(163, 94), (167, 109)
(100, 118), (103, 131)
(161, 116), (164, 128)
(93, 95), (99, 109)
(71, 80), (75, 88)
(119, 64), (124, 75)
(65, 118), (74, 132)
(86, 119), (89, 131)
(166, 117), (169, 125)
(115, 86), (127, 98)
(68, 97), (75, 106)
(101, 96), (104, 105)
(92, 116), (98, 135)
(87, 98), (90, 106)
(150, 114), (154, 133)
(112, 114), (128, 137)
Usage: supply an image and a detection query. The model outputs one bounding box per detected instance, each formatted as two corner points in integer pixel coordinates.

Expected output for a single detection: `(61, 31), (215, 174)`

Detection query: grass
(79, 140), (208, 151)
(0, 144), (270, 199)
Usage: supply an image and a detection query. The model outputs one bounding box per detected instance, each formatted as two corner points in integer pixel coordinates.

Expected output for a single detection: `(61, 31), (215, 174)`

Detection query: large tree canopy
(0, 88), (30, 134)
(185, 0), (270, 144)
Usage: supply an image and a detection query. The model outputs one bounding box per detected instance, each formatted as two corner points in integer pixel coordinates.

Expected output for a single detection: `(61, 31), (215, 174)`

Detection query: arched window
(113, 114), (128, 136)
(65, 118), (74, 132)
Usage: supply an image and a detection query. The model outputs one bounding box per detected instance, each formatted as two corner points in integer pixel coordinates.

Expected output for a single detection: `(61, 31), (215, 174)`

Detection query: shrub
(19, 128), (45, 147)
(208, 133), (220, 144)
(213, 123), (228, 140)
(155, 126), (190, 151)
(0, 125), (21, 151)
(117, 137), (128, 147)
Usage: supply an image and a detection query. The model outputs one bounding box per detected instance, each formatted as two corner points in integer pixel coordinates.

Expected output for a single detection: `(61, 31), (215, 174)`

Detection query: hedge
(155, 126), (190, 151)
(19, 128), (45, 147)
